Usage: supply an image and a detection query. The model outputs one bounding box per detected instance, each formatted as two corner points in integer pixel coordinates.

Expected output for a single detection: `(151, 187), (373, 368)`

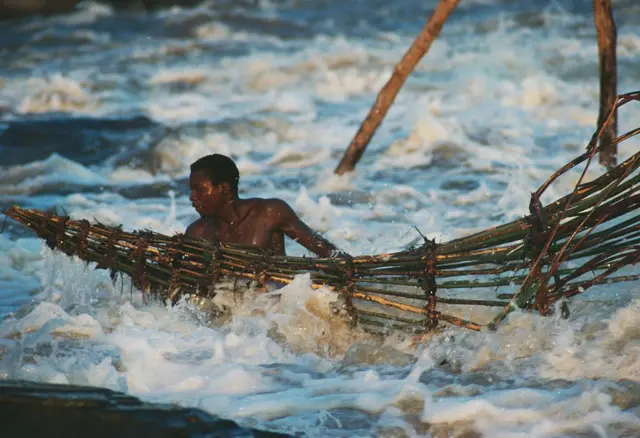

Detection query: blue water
(1, 1), (639, 436)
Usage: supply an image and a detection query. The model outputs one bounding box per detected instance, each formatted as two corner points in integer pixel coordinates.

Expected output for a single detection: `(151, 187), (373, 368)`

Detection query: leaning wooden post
(334, 0), (461, 176)
(593, 0), (618, 169)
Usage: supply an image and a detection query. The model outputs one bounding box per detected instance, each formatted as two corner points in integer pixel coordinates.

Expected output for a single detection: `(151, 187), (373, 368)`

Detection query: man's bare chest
(214, 220), (273, 247)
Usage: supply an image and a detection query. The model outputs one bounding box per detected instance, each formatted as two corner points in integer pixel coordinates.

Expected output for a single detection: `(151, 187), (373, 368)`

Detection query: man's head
(189, 154), (239, 216)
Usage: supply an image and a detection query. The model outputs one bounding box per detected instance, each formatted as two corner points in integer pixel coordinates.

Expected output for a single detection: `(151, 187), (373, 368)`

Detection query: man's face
(189, 170), (228, 217)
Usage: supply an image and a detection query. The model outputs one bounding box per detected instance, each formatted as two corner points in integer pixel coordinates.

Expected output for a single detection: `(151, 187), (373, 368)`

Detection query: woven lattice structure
(4, 92), (640, 333)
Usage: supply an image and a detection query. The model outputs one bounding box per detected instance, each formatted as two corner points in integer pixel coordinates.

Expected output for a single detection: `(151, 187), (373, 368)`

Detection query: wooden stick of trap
(593, 0), (618, 169)
(334, 0), (461, 175)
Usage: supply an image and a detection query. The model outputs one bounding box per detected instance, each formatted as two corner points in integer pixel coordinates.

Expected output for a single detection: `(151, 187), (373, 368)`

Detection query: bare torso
(186, 198), (286, 255)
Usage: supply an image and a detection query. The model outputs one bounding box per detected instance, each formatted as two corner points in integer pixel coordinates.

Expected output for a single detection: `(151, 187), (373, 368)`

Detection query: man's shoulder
(243, 197), (292, 211)
(186, 217), (204, 228)
(185, 218), (201, 233)
(186, 217), (212, 238)
(243, 198), (296, 225)
(258, 197), (294, 213)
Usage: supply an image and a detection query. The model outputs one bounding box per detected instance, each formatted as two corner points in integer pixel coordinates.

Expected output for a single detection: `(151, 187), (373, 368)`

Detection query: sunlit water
(1, 1), (640, 436)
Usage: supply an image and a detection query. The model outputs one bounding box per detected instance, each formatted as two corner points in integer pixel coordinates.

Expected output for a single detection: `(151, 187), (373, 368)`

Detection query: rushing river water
(1, 1), (640, 436)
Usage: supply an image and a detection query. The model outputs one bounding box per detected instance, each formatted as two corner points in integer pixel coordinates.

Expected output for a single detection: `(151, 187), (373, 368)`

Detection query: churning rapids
(1, 1), (640, 436)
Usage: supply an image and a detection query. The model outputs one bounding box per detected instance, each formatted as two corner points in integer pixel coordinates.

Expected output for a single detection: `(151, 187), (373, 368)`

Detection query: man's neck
(207, 198), (242, 225)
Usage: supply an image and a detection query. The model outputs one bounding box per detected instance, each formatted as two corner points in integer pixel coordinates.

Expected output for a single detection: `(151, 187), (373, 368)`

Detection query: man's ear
(221, 182), (231, 194)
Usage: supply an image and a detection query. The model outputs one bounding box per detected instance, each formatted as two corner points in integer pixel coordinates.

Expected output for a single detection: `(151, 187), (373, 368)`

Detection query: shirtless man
(185, 154), (339, 257)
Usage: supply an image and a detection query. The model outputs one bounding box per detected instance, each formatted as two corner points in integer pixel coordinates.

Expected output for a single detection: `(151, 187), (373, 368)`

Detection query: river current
(1, 1), (639, 436)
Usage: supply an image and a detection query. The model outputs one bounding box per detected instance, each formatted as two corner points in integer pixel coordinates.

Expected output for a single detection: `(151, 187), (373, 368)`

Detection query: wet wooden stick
(334, 0), (461, 175)
(593, 0), (618, 169)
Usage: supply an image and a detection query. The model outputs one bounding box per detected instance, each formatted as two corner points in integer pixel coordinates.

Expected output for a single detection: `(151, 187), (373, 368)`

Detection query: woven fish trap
(4, 92), (640, 333)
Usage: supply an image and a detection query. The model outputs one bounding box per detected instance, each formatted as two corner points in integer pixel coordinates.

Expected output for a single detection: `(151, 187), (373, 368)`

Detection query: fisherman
(186, 154), (339, 258)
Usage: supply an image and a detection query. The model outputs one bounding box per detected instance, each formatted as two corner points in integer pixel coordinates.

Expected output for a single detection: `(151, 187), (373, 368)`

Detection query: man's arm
(267, 199), (339, 258)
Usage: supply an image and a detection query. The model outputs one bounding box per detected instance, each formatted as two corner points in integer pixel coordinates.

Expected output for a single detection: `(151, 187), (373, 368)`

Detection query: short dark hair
(190, 154), (239, 195)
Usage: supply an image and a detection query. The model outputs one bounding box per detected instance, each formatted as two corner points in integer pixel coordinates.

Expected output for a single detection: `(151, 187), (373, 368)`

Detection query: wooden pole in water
(334, 0), (461, 176)
(593, 0), (618, 170)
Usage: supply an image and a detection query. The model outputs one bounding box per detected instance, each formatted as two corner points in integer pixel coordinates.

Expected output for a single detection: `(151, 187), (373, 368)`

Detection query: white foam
(194, 22), (236, 40)
(294, 188), (340, 233)
(16, 74), (98, 115)
(421, 383), (640, 437)
(312, 170), (355, 193)
(540, 298), (640, 381)
(149, 68), (209, 87)
(61, 1), (113, 25)
(60, 194), (186, 236)
(619, 33), (640, 56)
(146, 93), (218, 123)
(268, 146), (331, 169)
(316, 66), (391, 102)
(107, 167), (157, 184)
(0, 154), (106, 195)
